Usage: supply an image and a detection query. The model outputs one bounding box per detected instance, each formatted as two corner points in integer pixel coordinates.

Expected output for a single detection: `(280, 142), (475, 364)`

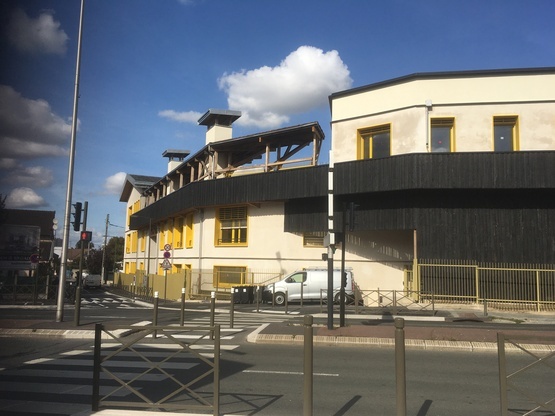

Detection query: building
(121, 68), (555, 299)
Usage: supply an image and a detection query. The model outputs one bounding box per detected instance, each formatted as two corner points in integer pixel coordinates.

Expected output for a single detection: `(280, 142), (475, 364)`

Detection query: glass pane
(431, 126), (451, 152)
(494, 124), (513, 152)
(372, 132), (390, 159)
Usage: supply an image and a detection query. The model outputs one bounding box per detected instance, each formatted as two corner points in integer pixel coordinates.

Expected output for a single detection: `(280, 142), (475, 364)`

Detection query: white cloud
(103, 172), (127, 195)
(0, 85), (71, 159)
(217, 46), (352, 128)
(7, 8), (69, 55)
(158, 109), (203, 124)
(5, 187), (47, 208)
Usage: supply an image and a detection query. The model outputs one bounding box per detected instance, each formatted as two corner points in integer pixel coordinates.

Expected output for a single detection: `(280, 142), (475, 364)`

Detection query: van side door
(284, 272), (306, 301)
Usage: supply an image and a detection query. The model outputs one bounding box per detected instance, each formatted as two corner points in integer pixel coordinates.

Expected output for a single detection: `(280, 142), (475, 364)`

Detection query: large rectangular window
(185, 213), (194, 248)
(431, 118), (454, 152)
(358, 124), (391, 159)
(213, 265), (247, 287)
(174, 217), (184, 249)
(216, 206), (247, 246)
(494, 116), (519, 152)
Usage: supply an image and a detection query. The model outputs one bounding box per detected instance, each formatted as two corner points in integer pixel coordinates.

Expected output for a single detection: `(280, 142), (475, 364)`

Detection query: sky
(1, 0), (554, 248)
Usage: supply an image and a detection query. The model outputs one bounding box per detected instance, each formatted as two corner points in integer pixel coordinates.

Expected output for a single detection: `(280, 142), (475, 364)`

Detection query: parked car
(83, 273), (102, 289)
(262, 267), (354, 305)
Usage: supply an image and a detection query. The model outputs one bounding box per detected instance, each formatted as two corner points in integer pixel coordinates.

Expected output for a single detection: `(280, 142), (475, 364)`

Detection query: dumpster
(232, 286), (256, 303)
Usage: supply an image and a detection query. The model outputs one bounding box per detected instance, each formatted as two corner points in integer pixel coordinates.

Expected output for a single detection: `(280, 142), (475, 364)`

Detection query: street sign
(164, 244), (171, 251)
(161, 259), (171, 270)
(163, 251), (171, 259)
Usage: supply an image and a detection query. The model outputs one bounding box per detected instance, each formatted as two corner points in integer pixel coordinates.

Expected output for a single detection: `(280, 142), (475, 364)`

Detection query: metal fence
(410, 260), (555, 311)
(92, 323), (221, 414)
(497, 332), (555, 415)
(0, 282), (75, 304)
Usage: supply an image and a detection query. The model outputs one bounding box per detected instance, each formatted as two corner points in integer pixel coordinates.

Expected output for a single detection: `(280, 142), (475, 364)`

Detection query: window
(303, 232), (325, 247)
(214, 265), (247, 287)
(140, 230), (146, 252)
(185, 213), (194, 248)
(216, 206), (247, 246)
(494, 116), (519, 152)
(174, 217), (184, 249)
(358, 124), (391, 159)
(431, 118), (454, 152)
(125, 233), (131, 253)
(130, 231), (138, 253)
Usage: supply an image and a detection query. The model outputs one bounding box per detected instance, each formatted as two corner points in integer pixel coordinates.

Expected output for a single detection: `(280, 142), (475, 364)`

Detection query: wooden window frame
(357, 124), (391, 159)
(215, 206), (248, 247)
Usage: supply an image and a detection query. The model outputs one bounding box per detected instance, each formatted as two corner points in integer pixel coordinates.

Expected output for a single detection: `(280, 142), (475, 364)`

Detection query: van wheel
(334, 292), (342, 304)
(274, 292), (286, 306)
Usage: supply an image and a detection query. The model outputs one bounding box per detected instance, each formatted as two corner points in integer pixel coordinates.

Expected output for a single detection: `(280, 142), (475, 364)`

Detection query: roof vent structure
(162, 149), (190, 173)
(198, 109), (241, 145)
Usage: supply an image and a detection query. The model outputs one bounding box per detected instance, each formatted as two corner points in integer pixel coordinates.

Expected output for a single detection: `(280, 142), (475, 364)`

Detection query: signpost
(162, 244), (172, 301)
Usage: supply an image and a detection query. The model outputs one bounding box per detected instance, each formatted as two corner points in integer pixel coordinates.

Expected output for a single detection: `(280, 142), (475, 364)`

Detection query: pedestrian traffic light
(73, 202), (82, 231)
(80, 231), (92, 242)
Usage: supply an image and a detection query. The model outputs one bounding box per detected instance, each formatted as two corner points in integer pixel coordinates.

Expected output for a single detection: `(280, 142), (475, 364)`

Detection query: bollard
(256, 286), (260, 313)
(303, 315), (313, 416)
(483, 299), (488, 317)
(230, 289), (235, 329)
(74, 286), (81, 326)
(210, 291), (216, 339)
(284, 289), (288, 315)
(153, 291), (159, 339)
(180, 287), (186, 326)
(394, 317), (407, 416)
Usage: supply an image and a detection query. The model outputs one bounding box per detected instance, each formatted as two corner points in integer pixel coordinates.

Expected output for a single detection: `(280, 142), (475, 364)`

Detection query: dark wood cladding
(132, 151), (555, 263)
(334, 151), (555, 194)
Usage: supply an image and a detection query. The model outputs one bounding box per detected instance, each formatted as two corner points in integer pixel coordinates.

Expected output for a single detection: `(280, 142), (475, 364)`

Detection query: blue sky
(1, 0), (554, 247)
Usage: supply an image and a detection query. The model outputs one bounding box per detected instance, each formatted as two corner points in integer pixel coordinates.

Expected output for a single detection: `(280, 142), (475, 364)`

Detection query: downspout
(425, 100), (433, 152)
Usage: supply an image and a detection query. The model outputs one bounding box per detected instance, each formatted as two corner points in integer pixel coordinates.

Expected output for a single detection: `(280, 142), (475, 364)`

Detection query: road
(0, 289), (553, 415)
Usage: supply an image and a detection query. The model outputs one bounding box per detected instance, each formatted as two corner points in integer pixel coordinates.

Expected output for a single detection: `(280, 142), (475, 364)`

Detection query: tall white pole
(101, 214), (109, 284)
(56, 0), (85, 322)
(327, 150), (335, 329)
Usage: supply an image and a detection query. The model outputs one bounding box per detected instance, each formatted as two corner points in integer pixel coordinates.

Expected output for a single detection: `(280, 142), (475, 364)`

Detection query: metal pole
(284, 289), (288, 315)
(256, 286), (260, 313)
(498, 333), (508, 416)
(153, 291), (159, 339)
(180, 287), (186, 326)
(303, 315), (314, 416)
(327, 150), (335, 330)
(340, 203), (346, 327)
(75, 201), (87, 326)
(210, 291), (215, 340)
(92, 323), (102, 412)
(395, 317), (407, 416)
(100, 214), (108, 284)
(56, 0), (85, 322)
(230, 289), (235, 329)
(213, 324), (221, 416)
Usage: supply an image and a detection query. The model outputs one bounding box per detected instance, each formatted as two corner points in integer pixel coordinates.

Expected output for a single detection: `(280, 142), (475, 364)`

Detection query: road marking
(243, 370), (338, 377)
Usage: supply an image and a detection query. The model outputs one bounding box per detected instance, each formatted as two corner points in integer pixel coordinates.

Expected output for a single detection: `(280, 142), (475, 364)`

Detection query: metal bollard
(153, 291), (159, 339)
(74, 286), (81, 326)
(230, 289), (235, 329)
(180, 287), (186, 326)
(210, 291), (216, 339)
(303, 315), (314, 416)
(284, 289), (288, 315)
(483, 299), (488, 317)
(256, 286), (260, 313)
(394, 317), (407, 416)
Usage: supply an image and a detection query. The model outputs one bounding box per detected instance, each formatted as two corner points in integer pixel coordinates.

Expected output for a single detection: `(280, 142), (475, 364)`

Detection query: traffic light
(80, 231), (92, 242)
(73, 202), (82, 231)
(342, 272), (348, 287)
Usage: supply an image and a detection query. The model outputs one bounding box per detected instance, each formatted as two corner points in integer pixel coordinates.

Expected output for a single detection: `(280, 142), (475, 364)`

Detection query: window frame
(357, 124), (391, 159)
(493, 115), (519, 152)
(213, 265), (247, 287)
(303, 232), (325, 247)
(215, 206), (248, 247)
(430, 117), (455, 153)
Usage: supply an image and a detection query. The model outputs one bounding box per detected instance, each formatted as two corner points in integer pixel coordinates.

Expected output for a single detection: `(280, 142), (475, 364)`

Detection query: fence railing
(0, 282), (75, 304)
(92, 323), (220, 414)
(414, 261), (555, 312)
(497, 332), (555, 415)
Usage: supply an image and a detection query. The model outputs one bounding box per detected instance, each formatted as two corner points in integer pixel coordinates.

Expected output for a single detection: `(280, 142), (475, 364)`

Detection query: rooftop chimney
(162, 149), (190, 173)
(198, 109), (241, 145)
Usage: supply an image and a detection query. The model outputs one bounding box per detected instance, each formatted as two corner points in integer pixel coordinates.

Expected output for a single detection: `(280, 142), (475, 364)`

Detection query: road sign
(161, 259), (171, 270)
(164, 244), (171, 251)
(163, 251), (171, 259)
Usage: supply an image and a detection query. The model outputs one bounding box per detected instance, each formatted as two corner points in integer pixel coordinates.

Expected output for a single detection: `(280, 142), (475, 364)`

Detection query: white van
(83, 273), (102, 289)
(263, 268), (354, 306)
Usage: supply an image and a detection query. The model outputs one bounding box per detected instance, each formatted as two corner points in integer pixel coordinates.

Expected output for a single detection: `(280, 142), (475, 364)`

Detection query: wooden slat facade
(131, 151), (555, 264)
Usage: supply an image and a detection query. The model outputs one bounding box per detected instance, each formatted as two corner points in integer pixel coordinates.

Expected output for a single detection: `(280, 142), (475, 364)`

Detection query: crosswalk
(0, 311), (294, 415)
(79, 294), (148, 309)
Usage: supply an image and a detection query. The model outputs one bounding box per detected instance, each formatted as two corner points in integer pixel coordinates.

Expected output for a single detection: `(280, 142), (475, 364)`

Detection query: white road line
(243, 369), (338, 377)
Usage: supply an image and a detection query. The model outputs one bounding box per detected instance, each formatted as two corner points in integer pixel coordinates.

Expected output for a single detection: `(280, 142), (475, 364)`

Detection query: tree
(103, 237), (124, 273)
(75, 240), (94, 249)
(85, 249), (103, 274)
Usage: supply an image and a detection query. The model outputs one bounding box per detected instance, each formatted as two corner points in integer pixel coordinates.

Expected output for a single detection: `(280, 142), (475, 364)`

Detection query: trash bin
(232, 287), (248, 303)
